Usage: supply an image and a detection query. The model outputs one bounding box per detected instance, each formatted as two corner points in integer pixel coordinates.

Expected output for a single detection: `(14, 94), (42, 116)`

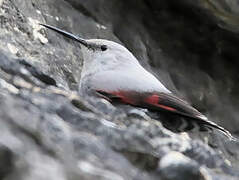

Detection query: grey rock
(0, 0), (239, 180)
(159, 151), (202, 180)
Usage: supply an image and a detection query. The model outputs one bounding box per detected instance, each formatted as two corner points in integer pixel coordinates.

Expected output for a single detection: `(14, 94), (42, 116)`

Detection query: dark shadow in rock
(120, 150), (159, 171)
(0, 51), (56, 87)
(18, 59), (57, 86)
(0, 144), (14, 179)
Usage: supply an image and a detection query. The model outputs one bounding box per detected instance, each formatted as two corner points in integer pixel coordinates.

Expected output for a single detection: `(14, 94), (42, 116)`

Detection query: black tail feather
(149, 111), (237, 141)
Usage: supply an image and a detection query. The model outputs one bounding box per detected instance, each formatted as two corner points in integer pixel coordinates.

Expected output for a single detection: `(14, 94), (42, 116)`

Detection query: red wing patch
(157, 104), (177, 111)
(97, 90), (202, 120)
(144, 94), (177, 111)
(110, 91), (136, 104)
(144, 94), (159, 104)
(96, 90), (137, 105)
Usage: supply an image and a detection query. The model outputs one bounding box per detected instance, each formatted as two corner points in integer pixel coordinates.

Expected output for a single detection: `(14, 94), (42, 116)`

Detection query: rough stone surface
(0, 0), (239, 180)
(159, 151), (203, 180)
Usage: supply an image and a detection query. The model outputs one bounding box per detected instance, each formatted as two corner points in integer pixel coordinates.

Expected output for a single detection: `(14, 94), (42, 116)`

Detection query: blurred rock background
(1, 0), (239, 179)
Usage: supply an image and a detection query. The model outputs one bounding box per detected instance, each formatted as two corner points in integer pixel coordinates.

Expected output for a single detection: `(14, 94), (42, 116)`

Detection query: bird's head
(40, 24), (139, 74)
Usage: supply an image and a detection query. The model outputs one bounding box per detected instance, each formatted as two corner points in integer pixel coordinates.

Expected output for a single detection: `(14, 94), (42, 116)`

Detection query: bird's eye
(101, 45), (107, 51)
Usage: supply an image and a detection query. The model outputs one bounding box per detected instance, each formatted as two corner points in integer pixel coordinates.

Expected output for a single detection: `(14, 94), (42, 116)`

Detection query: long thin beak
(39, 23), (88, 47)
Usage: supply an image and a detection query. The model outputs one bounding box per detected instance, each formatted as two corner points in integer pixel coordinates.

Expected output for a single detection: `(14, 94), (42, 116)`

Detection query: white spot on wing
(96, 23), (107, 30)
(197, 114), (208, 121)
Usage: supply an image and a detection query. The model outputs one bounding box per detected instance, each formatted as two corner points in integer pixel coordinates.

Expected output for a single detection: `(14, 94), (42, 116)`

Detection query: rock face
(1, 0), (239, 179)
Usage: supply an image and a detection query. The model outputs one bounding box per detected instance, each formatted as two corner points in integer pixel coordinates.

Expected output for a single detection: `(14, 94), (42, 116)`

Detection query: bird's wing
(96, 90), (233, 139)
(97, 90), (203, 119)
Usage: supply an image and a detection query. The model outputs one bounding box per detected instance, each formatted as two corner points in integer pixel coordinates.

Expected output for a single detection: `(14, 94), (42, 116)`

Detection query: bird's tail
(143, 92), (237, 141)
(153, 111), (238, 142)
(192, 116), (237, 142)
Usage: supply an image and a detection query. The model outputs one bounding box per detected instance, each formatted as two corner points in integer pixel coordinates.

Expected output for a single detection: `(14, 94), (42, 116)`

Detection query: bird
(40, 23), (235, 141)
